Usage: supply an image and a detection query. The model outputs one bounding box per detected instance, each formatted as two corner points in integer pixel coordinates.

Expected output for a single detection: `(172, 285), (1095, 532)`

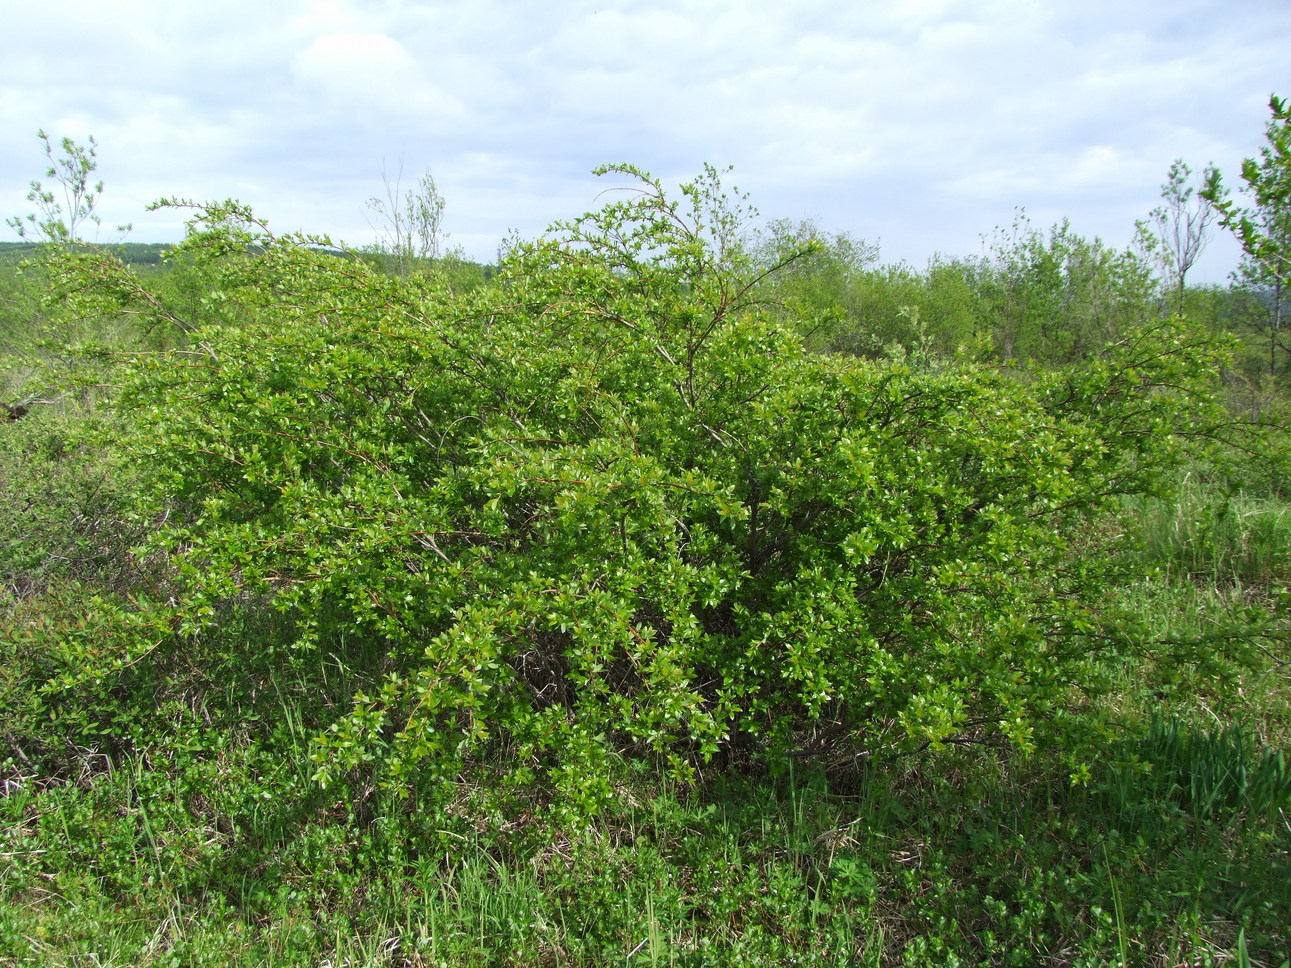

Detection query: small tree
(5, 131), (130, 245)
(1135, 159), (1216, 313)
(1203, 95), (1291, 376)
(364, 158), (446, 275)
(3, 133), (169, 410)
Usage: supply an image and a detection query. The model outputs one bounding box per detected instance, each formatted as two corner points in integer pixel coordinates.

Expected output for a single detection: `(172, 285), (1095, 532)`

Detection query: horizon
(3, 0), (1287, 286)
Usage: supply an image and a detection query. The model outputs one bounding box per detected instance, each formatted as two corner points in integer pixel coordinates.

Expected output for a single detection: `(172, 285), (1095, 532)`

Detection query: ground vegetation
(0, 131), (1287, 967)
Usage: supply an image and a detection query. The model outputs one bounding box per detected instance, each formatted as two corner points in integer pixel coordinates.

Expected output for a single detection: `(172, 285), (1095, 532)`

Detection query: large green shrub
(42, 166), (1230, 818)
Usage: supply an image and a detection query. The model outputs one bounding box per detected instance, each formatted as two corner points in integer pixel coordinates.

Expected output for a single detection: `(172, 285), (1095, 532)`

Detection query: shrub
(45, 166), (1231, 819)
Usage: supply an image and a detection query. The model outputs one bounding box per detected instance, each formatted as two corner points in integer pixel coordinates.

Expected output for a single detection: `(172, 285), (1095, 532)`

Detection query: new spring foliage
(100, 166), (1228, 814)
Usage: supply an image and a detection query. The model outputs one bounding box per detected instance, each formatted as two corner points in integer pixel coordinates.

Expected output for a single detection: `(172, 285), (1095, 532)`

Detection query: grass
(2, 711), (1288, 967)
(1126, 474), (1291, 590)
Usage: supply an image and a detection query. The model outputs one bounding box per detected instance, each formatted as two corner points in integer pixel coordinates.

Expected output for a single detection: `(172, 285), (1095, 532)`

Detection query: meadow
(0, 147), (1288, 966)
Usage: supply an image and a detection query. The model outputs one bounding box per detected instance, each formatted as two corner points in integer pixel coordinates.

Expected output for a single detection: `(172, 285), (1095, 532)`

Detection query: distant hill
(0, 241), (173, 265)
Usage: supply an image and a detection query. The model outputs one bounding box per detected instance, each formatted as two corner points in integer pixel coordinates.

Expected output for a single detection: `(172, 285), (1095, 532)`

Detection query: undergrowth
(2, 718), (1288, 966)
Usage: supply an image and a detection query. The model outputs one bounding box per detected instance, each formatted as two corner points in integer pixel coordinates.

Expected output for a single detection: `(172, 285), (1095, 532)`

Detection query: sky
(2, 0), (1288, 283)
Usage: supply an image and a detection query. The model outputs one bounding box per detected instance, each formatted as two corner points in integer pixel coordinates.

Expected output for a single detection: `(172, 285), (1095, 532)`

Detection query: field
(1, 158), (1288, 967)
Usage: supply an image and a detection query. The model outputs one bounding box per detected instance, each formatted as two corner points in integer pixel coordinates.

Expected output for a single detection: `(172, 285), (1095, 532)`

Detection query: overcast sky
(2, 0), (1288, 282)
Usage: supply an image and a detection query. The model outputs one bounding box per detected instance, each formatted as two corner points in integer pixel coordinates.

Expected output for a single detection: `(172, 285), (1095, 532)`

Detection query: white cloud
(293, 32), (410, 93)
(291, 31), (468, 122)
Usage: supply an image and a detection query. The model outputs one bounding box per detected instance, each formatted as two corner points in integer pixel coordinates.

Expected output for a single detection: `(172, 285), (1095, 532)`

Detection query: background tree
(3, 134), (175, 411)
(1136, 159), (1216, 313)
(4, 130), (130, 245)
(976, 213), (1156, 363)
(1204, 94), (1291, 377)
(364, 158), (446, 275)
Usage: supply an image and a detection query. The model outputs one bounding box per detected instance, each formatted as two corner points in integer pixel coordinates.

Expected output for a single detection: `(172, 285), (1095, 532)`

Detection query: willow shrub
(51, 167), (1231, 818)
